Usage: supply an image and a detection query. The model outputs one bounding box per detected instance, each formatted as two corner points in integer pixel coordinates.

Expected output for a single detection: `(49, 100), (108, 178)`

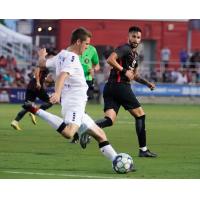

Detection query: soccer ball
(112, 153), (134, 174)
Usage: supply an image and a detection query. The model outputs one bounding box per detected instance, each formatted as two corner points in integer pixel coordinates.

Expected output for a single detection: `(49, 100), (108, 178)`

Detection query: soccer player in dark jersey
(11, 65), (54, 130)
(82, 26), (157, 157)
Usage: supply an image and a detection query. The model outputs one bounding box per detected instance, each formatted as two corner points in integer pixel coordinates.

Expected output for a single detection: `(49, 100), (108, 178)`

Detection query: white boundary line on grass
(2, 170), (116, 179)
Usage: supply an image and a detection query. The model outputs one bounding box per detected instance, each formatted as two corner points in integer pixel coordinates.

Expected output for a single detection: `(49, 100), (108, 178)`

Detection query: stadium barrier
(132, 83), (200, 97)
(0, 88), (54, 103)
(1, 84), (200, 104)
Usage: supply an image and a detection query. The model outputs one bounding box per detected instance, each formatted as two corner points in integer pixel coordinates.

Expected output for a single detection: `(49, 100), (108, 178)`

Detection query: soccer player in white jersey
(23, 27), (118, 164)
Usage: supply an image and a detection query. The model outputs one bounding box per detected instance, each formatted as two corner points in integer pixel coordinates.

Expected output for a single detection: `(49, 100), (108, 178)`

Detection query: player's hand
(148, 82), (156, 91)
(125, 70), (135, 81)
(38, 48), (48, 58)
(89, 68), (94, 78)
(36, 82), (41, 90)
(50, 93), (60, 104)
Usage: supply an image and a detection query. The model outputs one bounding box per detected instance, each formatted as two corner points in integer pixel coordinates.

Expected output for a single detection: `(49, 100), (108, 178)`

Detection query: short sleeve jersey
(108, 43), (139, 83)
(46, 50), (88, 92)
(79, 45), (99, 81)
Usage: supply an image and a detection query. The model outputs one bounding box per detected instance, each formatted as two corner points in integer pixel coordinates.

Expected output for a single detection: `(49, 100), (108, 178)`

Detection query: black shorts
(103, 82), (141, 113)
(25, 88), (50, 103)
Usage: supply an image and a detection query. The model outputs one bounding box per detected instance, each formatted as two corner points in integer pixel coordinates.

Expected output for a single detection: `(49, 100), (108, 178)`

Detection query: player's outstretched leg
(22, 101), (80, 140)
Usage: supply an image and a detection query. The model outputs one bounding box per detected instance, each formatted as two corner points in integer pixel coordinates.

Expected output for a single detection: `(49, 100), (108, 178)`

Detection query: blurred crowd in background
(1, 46), (200, 89)
(1, 19), (200, 94)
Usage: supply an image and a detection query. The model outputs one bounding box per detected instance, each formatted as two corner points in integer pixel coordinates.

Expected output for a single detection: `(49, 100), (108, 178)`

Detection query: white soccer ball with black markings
(112, 153), (134, 174)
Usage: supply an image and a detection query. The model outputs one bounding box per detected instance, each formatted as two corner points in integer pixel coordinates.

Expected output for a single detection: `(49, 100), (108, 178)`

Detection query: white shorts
(61, 102), (95, 133)
(60, 90), (95, 132)
(61, 102), (85, 127)
(60, 90), (88, 127)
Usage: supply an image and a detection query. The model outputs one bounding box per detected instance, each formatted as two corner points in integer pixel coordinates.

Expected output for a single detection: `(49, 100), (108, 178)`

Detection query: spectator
(162, 69), (172, 83)
(2, 72), (14, 87)
(161, 47), (171, 68)
(175, 70), (188, 84)
(6, 55), (12, 69)
(24, 65), (34, 84)
(171, 68), (179, 83)
(189, 50), (200, 83)
(150, 69), (158, 82)
(0, 55), (7, 68)
(179, 48), (188, 68)
(103, 45), (114, 60)
(10, 57), (17, 68)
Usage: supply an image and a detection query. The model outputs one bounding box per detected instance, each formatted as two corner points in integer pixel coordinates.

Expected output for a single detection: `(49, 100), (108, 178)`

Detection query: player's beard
(130, 42), (138, 49)
(128, 39), (139, 48)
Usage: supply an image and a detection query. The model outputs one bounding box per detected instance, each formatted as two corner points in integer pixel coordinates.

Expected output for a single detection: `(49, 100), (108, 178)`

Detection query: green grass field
(0, 103), (200, 179)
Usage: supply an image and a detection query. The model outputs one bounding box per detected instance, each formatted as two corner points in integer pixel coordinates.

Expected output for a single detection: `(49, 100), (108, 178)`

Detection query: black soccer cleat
(138, 149), (157, 158)
(80, 132), (91, 149)
(70, 133), (79, 144)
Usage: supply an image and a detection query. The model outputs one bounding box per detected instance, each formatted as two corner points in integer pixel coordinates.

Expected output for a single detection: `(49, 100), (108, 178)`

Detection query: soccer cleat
(29, 113), (37, 125)
(70, 133), (79, 144)
(22, 101), (39, 114)
(138, 149), (157, 158)
(80, 132), (91, 149)
(11, 120), (22, 131)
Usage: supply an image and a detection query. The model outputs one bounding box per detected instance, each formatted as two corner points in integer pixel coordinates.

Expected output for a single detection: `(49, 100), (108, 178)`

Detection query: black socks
(135, 115), (146, 148)
(15, 109), (28, 121)
(95, 116), (113, 128)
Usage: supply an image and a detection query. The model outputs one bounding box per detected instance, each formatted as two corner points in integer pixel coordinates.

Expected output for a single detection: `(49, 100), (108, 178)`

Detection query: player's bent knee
(130, 107), (145, 117)
(61, 131), (73, 139)
(61, 132), (71, 139)
(62, 127), (77, 139)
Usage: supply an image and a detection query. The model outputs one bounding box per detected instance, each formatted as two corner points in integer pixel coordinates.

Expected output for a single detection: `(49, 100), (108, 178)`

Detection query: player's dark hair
(129, 26), (142, 33)
(70, 27), (92, 44)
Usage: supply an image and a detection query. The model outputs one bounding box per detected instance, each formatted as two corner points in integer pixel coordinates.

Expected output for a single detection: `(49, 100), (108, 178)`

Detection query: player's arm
(34, 67), (41, 89)
(92, 48), (100, 73)
(89, 63), (100, 78)
(107, 52), (123, 71)
(38, 48), (48, 68)
(93, 63), (100, 72)
(133, 68), (155, 90)
(107, 52), (134, 80)
(50, 72), (69, 104)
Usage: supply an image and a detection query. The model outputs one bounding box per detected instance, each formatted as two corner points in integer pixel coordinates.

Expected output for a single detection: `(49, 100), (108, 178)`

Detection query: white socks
(36, 109), (64, 129)
(100, 143), (117, 161)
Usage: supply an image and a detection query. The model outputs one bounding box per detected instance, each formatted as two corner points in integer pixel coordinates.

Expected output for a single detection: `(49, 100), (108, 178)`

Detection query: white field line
(2, 170), (116, 179)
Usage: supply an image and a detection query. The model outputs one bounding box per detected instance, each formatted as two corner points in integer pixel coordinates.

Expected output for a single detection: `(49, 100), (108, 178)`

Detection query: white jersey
(46, 49), (88, 101)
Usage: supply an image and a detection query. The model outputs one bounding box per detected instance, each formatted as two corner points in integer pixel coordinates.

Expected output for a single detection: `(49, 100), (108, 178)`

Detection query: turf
(0, 103), (200, 179)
